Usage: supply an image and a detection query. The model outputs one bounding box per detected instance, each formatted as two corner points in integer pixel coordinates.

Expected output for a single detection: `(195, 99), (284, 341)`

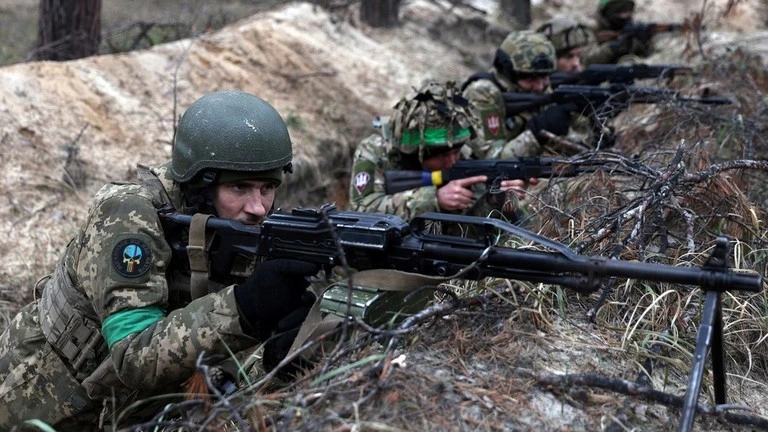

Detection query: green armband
(102, 306), (166, 349)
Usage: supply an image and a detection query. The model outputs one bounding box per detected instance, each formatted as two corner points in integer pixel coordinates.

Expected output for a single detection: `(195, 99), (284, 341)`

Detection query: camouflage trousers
(0, 301), (103, 430)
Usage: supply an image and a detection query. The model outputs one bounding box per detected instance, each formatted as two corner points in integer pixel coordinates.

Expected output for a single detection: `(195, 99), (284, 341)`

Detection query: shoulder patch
(351, 160), (376, 197)
(112, 238), (152, 278)
(353, 171), (371, 195)
(480, 108), (504, 138)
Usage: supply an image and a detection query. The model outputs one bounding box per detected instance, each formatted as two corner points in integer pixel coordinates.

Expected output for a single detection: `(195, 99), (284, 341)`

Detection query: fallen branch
(536, 373), (768, 429)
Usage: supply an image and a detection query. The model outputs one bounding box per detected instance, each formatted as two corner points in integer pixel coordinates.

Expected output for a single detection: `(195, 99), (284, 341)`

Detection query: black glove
(262, 291), (317, 379)
(607, 33), (633, 57)
(630, 24), (655, 44)
(234, 259), (319, 339)
(527, 104), (572, 143)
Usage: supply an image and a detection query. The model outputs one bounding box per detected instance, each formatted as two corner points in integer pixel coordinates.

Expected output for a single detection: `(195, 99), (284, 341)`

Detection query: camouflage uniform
(0, 91), (298, 429)
(463, 31), (586, 158)
(0, 163), (259, 429)
(351, 131), (440, 221)
(462, 72), (541, 160)
(581, 0), (653, 66)
(536, 16), (599, 151)
(350, 82), (521, 223)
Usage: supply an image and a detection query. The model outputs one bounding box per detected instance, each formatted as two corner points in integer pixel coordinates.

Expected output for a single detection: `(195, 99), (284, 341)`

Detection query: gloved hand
(262, 291), (317, 379)
(607, 33), (633, 56)
(527, 104), (572, 143)
(234, 259), (319, 340)
(630, 24), (655, 44)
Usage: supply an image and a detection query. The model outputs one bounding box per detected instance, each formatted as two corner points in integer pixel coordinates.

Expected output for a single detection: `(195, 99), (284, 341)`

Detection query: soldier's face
(557, 48), (584, 73)
(213, 179), (277, 224)
(421, 148), (462, 171)
(516, 76), (549, 93)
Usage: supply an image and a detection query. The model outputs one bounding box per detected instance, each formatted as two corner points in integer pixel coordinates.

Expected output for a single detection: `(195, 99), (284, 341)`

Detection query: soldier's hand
(499, 178), (536, 200)
(234, 259), (319, 339)
(262, 291), (317, 379)
(437, 175), (486, 211)
(527, 105), (572, 143)
(608, 33), (633, 56)
(631, 24), (655, 43)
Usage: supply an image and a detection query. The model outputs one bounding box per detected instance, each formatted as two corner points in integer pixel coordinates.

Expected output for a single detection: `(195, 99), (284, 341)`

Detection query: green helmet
(171, 90), (293, 184)
(390, 81), (474, 159)
(536, 16), (592, 56)
(494, 31), (556, 80)
(598, 0), (635, 16)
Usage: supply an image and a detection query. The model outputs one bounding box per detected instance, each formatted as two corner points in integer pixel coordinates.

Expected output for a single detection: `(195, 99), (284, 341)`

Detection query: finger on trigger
(455, 175), (487, 188)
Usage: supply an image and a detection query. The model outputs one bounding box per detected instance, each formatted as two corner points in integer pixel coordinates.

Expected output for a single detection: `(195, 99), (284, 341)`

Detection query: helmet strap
(201, 170), (218, 185)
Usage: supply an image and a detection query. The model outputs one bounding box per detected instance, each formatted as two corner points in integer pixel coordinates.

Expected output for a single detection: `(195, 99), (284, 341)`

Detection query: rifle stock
(384, 157), (599, 194)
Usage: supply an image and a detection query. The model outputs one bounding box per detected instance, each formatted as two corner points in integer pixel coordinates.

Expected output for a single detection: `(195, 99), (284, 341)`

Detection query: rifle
(383, 157), (601, 194)
(159, 205), (761, 432)
(596, 21), (689, 44)
(549, 63), (692, 88)
(504, 84), (732, 118)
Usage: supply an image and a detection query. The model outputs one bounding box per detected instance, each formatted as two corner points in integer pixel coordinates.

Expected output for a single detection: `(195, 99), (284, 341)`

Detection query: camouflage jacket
(462, 69), (589, 157)
(581, 16), (653, 66)
(462, 69), (542, 160)
(0, 162), (259, 429)
(349, 131), (519, 223)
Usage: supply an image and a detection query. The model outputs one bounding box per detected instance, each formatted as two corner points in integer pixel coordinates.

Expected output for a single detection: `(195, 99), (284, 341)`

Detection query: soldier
(535, 16), (592, 73)
(535, 17), (603, 150)
(350, 81), (532, 224)
(0, 91), (319, 429)
(461, 31), (572, 160)
(581, 0), (653, 65)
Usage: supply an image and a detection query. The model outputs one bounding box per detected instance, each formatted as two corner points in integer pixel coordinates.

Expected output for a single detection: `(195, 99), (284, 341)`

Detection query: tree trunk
(360, 0), (401, 28)
(35, 0), (102, 61)
(499, 0), (531, 29)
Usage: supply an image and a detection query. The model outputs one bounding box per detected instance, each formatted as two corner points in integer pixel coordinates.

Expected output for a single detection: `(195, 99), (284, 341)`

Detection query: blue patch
(112, 238), (152, 278)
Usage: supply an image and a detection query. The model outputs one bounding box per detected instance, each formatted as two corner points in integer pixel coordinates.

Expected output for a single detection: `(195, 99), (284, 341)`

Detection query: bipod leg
(711, 293), (727, 405)
(678, 289), (724, 432)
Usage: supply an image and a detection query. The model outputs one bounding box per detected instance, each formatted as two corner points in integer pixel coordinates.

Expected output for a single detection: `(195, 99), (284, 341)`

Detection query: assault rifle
(504, 84), (732, 118)
(549, 63), (692, 88)
(596, 21), (691, 44)
(159, 205), (761, 432)
(383, 157), (602, 194)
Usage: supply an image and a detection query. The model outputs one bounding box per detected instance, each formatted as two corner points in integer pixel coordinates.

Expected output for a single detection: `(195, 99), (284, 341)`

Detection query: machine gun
(159, 205), (761, 432)
(504, 84), (732, 119)
(549, 63), (692, 88)
(596, 21), (691, 44)
(383, 157), (602, 194)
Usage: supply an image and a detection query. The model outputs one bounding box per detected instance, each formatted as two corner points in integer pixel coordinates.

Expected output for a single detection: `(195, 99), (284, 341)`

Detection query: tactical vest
(38, 166), (175, 380)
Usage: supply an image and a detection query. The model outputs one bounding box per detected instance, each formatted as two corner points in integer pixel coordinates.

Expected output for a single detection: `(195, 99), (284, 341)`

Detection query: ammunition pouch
(287, 269), (454, 359)
(320, 280), (433, 328)
(39, 261), (107, 381)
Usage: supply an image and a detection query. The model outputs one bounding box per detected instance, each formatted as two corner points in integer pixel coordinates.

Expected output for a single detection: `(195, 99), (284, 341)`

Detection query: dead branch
(536, 373), (768, 429)
(682, 159), (768, 183)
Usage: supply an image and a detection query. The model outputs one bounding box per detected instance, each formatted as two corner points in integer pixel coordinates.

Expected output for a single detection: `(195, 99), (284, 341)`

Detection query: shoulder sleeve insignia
(352, 160), (375, 197)
(480, 109), (504, 138)
(112, 238), (153, 278)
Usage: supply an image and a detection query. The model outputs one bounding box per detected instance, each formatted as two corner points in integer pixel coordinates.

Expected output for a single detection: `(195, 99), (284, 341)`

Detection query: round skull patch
(112, 238), (152, 278)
